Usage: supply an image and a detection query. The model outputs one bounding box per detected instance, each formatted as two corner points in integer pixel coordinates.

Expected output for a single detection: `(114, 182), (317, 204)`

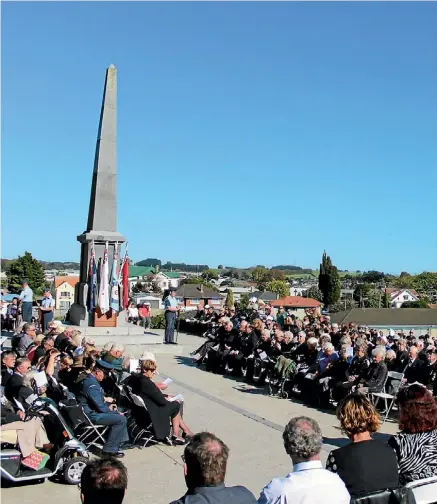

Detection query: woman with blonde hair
(326, 393), (399, 498)
(132, 359), (193, 445)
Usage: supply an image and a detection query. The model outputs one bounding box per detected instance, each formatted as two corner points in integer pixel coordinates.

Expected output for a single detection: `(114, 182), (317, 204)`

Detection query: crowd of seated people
(1, 320), (195, 468)
(189, 303), (437, 408)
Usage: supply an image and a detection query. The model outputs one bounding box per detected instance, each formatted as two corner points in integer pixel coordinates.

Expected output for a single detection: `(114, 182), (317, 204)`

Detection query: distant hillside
(1, 258), (79, 271)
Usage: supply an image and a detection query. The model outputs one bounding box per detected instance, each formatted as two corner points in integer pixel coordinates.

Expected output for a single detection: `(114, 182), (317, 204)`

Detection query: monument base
(62, 326), (182, 355)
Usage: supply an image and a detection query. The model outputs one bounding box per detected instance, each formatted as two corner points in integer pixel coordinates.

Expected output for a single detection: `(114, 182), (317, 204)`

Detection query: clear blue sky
(2, 2), (436, 274)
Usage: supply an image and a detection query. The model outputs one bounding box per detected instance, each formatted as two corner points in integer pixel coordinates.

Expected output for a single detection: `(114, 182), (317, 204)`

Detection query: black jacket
(363, 362), (388, 393)
(1, 367), (14, 388)
(240, 332), (258, 357)
(217, 327), (238, 351)
(404, 358), (426, 385)
(348, 357), (370, 383)
(4, 373), (24, 403)
(395, 350), (408, 372)
(131, 374), (179, 440)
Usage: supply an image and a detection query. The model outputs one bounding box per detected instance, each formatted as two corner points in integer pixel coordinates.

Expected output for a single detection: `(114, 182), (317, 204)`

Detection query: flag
(98, 242), (110, 313)
(109, 243), (120, 312)
(120, 243), (129, 310)
(87, 242), (98, 312)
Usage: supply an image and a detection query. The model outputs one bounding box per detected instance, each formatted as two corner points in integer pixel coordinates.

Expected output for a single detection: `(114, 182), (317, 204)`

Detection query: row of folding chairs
(371, 371), (404, 422)
(117, 383), (157, 448)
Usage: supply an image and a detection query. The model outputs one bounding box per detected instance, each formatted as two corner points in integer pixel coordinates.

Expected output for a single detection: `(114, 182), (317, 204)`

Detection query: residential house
(175, 284), (224, 311)
(155, 272), (183, 291)
(131, 293), (163, 310)
(289, 284), (314, 296)
(54, 276), (79, 310)
(271, 296), (322, 319)
(384, 288), (419, 308)
(340, 289), (355, 301)
(128, 266), (156, 290)
(330, 308), (437, 337)
(128, 266), (183, 292)
(251, 291), (278, 302)
(218, 286), (256, 302)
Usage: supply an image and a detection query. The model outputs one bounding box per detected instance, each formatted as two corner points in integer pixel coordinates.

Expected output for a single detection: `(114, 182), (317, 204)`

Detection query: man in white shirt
(258, 416), (350, 504)
(19, 280), (33, 323)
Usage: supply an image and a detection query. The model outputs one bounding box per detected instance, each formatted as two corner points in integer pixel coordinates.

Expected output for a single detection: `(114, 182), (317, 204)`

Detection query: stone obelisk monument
(70, 64), (126, 327)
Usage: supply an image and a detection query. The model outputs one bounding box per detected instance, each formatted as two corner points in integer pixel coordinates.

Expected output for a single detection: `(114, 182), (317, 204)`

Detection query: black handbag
(351, 488), (402, 504)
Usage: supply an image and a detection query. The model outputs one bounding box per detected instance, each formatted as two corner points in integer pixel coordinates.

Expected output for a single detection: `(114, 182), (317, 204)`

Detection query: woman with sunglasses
(388, 383), (437, 485)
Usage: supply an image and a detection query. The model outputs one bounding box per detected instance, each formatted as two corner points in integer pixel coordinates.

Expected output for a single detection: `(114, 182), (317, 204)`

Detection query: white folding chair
(126, 389), (156, 447)
(77, 409), (109, 450)
(401, 475), (437, 504)
(372, 371), (403, 421)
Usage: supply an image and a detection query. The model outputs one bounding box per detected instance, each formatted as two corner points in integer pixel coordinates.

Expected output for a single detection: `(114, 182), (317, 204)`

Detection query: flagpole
(118, 242), (129, 282)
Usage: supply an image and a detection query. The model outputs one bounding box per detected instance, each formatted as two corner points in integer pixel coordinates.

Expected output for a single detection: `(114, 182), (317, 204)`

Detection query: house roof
(176, 284), (223, 299)
(330, 308), (437, 326)
(384, 288), (419, 298)
(161, 272), (182, 279)
(55, 276), (80, 288)
(252, 291), (278, 301)
(129, 266), (155, 278)
(271, 296), (322, 308)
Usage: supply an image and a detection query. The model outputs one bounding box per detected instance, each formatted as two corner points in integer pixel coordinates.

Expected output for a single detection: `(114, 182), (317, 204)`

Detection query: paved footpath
(3, 331), (399, 504)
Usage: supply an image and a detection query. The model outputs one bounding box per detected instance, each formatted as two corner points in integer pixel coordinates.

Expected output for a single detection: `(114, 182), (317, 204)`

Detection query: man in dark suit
(394, 338), (409, 372)
(403, 346), (426, 385)
(170, 432), (256, 504)
(4, 357), (31, 403)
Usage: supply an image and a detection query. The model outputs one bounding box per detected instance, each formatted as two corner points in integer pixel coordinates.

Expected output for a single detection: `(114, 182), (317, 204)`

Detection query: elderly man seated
(258, 416), (350, 503)
(1, 388), (52, 469)
(11, 323), (36, 357)
(102, 343), (125, 372)
(77, 359), (129, 458)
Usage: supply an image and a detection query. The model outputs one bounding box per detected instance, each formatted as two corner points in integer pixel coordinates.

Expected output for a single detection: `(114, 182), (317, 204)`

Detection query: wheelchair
(267, 356), (298, 398)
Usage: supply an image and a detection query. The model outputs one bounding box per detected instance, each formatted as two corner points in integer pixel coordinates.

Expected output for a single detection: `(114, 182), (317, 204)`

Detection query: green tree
(151, 280), (162, 294)
(238, 293), (250, 310)
(240, 271), (251, 280)
(131, 281), (144, 294)
(270, 269), (286, 281)
(412, 272), (437, 295)
(218, 264), (224, 270)
(7, 251), (45, 295)
(201, 269), (218, 282)
(137, 258), (161, 267)
(401, 298), (429, 308)
(318, 251), (341, 307)
(353, 283), (381, 308)
(361, 270), (386, 284)
(329, 299), (358, 313)
(225, 289), (234, 309)
(302, 285), (323, 302)
(251, 267), (267, 283)
(392, 275), (415, 289)
(266, 280), (289, 298)
(382, 291), (391, 308)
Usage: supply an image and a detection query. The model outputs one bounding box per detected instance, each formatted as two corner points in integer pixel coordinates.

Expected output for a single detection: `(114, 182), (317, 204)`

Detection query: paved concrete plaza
(2, 331), (399, 504)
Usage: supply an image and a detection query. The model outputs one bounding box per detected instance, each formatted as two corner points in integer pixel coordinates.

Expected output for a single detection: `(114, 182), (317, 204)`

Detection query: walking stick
(176, 310), (181, 344)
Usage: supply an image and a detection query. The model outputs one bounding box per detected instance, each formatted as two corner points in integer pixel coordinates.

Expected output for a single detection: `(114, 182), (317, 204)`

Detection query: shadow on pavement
(233, 384), (268, 396)
(174, 356), (198, 368)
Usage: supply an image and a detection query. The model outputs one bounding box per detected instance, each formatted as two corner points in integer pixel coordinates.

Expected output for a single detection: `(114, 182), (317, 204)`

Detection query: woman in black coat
(133, 359), (193, 444)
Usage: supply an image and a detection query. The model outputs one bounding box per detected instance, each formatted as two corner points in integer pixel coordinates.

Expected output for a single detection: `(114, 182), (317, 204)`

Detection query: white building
(385, 288), (420, 308)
